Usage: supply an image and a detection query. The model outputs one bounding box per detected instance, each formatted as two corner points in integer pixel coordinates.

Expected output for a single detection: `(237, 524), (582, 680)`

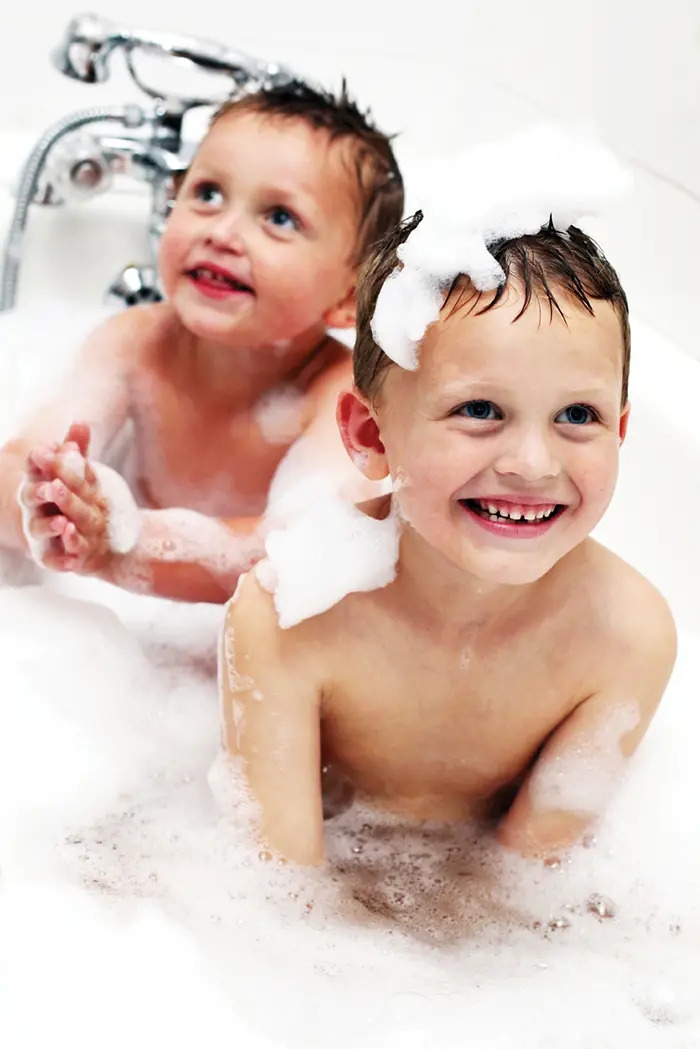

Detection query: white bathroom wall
(0, 0), (698, 359)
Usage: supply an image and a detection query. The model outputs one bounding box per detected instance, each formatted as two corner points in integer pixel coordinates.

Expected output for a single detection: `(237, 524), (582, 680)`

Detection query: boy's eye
(267, 206), (300, 231)
(555, 404), (599, 425)
(193, 181), (224, 207)
(453, 400), (502, 421)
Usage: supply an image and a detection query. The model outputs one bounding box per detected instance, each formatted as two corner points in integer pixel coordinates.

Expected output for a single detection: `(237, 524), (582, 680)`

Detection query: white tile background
(0, 0), (698, 358)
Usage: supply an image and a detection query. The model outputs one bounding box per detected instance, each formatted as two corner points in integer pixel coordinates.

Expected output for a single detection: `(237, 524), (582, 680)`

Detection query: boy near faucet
(220, 205), (676, 865)
(0, 80), (403, 601)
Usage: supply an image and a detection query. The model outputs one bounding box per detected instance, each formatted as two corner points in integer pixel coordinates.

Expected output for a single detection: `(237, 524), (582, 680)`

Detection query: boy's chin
(450, 547), (566, 588)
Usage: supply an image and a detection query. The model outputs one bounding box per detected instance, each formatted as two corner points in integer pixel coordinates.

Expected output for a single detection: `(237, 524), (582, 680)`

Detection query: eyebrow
(431, 378), (618, 402)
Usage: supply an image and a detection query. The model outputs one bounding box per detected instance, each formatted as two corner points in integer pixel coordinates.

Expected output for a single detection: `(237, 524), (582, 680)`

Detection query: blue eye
(267, 206), (300, 231)
(193, 181), (224, 207)
(556, 404), (599, 425)
(454, 400), (502, 421)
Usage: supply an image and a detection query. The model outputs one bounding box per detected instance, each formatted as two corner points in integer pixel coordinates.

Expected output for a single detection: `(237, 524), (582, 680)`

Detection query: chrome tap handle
(52, 13), (293, 98)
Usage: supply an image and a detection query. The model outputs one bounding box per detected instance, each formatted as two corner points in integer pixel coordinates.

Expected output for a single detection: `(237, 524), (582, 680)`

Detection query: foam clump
(257, 493), (399, 628)
(529, 703), (641, 815)
(372, 125), (631, 370)
(92, 462), (141, 554)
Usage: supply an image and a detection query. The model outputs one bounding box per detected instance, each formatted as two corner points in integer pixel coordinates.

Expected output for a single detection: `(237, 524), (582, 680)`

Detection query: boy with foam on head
(0, 80), (403, 601)
(220, 128), (677, 866)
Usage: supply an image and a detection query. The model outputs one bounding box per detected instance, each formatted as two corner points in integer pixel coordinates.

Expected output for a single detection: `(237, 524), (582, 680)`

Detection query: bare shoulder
(582, 540), (677, 700)
(303, 338), (353, 409)
(224, 568), (282, 649)
(223, 566), (329, 672)
(78, 302), (174, 371)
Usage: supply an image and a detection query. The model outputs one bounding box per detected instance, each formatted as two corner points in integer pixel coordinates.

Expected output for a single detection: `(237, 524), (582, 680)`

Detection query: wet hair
(209, 78), (405, 267)
(354, 211), (631, 404)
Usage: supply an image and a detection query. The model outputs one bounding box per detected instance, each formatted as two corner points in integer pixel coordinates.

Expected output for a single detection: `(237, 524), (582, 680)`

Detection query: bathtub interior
(0, 190), (700, 1048)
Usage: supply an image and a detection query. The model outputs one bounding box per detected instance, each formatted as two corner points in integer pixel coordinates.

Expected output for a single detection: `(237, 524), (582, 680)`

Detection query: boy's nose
(492, 429), (562, 483)
(205, 209), (246, 254)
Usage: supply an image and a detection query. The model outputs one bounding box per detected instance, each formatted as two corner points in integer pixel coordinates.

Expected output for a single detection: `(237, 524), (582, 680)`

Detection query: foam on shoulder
(257, 494), (399, 629)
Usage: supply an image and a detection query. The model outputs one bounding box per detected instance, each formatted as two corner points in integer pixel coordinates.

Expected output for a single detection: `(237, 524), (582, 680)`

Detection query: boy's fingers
(49, 481), (102, 535)
(27, 445), (58, 479)
(61, 522), (88, 557)
(28, 513), (68, 541)
(18, 480), (46, 509)
(64, 422), (91, 457)
(55, 449), (88, 491)
(41, 547), (79, 573)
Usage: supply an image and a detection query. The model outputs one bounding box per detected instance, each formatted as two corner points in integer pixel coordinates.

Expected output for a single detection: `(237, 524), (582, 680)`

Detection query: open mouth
(459, 498), (566, 536)
(186, 266), (254, 295)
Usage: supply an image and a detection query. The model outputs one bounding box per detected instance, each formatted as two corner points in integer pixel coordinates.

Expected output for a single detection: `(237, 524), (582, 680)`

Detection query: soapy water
(1, 571), (699, 1048)
(1, 307), (700, 1047)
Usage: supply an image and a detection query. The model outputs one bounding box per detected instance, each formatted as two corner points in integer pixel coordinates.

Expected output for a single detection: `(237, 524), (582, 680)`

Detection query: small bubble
(352, 844), (363, 855)
(258, 850), (272, 862)
(547, 916), (571, 932)
(544, 856), (561, 869)
(586, 893), (617, 921)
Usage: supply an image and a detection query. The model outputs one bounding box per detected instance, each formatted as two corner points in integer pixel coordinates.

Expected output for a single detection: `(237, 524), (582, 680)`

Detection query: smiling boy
(4, 81), (403, 600)
(220, 212), (676, 866)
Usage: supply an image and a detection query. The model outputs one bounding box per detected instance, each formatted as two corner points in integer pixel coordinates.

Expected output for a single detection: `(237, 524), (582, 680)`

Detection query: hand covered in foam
(17, 422), (140, 574)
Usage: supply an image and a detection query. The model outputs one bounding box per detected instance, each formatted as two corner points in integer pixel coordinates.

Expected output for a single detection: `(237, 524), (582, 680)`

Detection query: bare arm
(220, 572), (324, 864)
(0, 308), (137, 553)
(100, 508), (264, 603)
(498, 592), (677, 858)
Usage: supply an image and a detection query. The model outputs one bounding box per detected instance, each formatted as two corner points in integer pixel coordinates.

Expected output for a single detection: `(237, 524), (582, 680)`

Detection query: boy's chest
(129, 376), (304, 516)
(323, 626), (584, 812)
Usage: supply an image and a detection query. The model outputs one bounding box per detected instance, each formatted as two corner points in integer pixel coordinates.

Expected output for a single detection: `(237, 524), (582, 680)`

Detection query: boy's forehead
(200, 110), (357, 189)
(416, 282), (625, 390)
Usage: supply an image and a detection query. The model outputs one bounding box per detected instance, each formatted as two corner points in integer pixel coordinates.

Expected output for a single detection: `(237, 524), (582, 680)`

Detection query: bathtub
(1, 182), (700, 1049)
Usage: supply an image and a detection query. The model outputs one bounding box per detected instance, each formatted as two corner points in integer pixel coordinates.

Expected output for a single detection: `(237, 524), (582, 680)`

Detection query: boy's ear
(336, 389), (389, 481)
(619, 401), (631, 444)
(323, 282), (357, 330)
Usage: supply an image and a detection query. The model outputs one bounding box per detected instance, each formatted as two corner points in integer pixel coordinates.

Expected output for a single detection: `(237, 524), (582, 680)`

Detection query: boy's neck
(388, 520), (539, 639)
(169, 318), (335, 407)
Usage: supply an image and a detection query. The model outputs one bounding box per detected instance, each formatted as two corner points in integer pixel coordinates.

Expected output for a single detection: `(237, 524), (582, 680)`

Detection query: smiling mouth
(460, 498), (567, 524)
(186, 266), (254, 294)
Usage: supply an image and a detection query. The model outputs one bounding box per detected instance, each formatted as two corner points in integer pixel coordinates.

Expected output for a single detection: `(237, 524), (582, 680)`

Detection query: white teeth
(474, 500), (560, 522)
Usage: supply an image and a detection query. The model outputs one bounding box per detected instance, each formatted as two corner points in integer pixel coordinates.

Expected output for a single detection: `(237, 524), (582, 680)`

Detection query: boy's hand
(18, 423), (114, 574)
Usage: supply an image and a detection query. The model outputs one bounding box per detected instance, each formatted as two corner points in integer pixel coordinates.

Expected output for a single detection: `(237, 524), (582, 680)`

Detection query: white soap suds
(257, 495), (399, 628)
(372, 126), (631, 370)
(17, 479), (50, 566)
(529, 703), (641, 815)
(253, 385), (305, 446)
(92, 462), (141, 554)
(108, 509), (264, 596)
